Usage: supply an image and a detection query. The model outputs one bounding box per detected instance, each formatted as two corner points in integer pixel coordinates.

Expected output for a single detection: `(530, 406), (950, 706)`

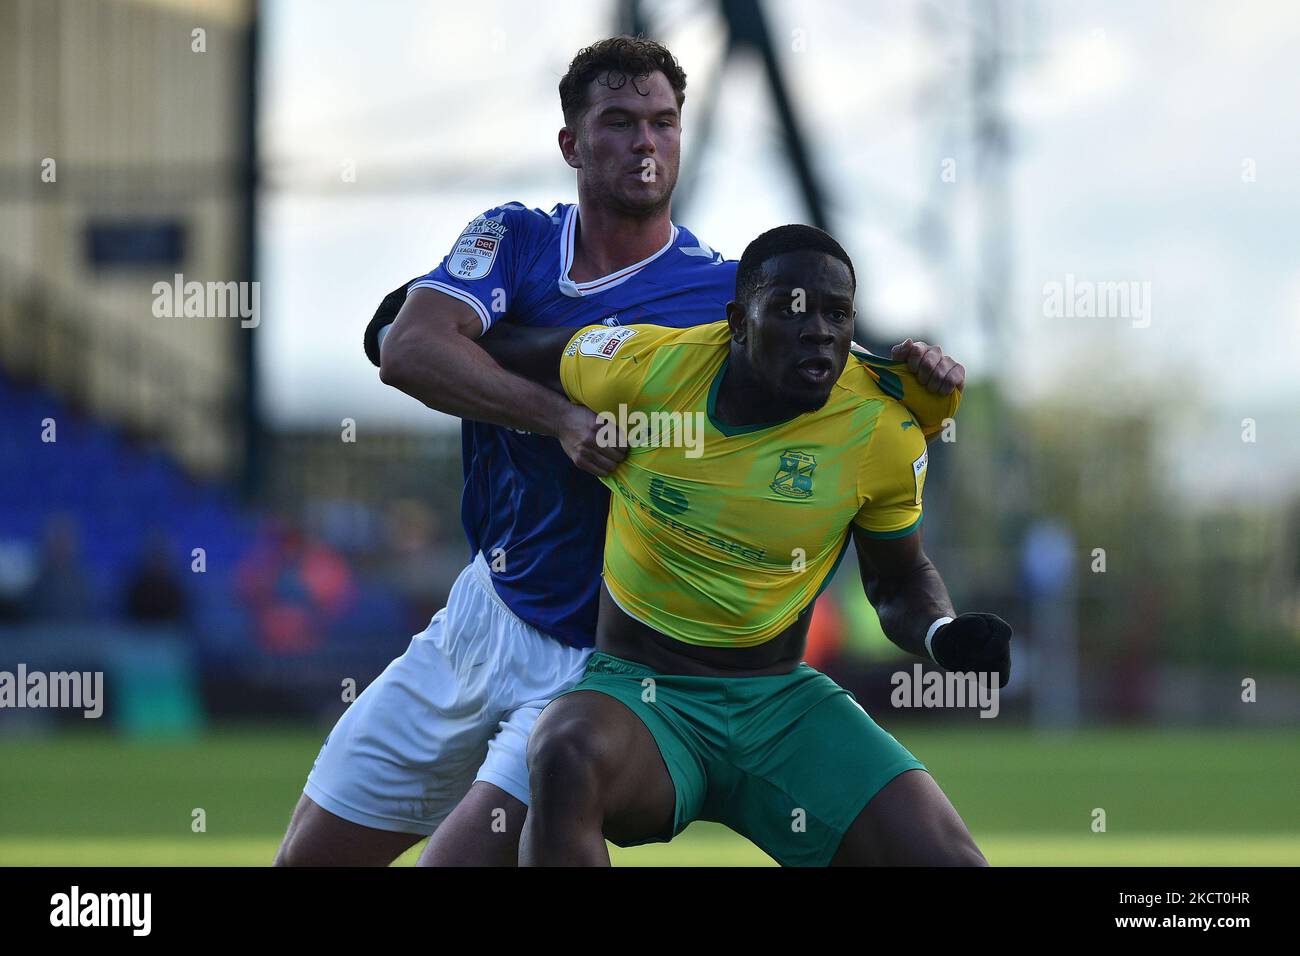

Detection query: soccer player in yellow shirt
(478, 224), (1011, 865)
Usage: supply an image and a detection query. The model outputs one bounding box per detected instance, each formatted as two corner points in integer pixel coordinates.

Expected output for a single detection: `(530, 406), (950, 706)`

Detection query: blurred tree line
(939, 382), (1298, 681)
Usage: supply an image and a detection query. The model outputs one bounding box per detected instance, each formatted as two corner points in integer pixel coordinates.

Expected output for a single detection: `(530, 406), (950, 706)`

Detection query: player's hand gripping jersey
(559, 322), (960, 647)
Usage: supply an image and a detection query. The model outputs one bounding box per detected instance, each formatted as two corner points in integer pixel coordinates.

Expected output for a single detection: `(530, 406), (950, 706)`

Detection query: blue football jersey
(409, 202), (737, 647)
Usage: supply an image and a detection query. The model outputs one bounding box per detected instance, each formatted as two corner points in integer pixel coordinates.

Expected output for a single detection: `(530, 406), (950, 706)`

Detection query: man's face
(563, 70), (681, 217)
(727, 251), (856, 413)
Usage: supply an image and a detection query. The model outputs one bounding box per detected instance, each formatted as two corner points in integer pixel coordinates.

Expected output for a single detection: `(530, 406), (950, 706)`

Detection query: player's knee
(526, 714), (614, 806)
(918, 820), (987, 867)
(924, 840), (987, 867)
(274, 798), (418, 866)
(916, 806), (989, 866)
(274, 823), (354, 867)
(273, 832), (313, 867)
(946, 833), (989, 867)
(274, 803), (310, 866)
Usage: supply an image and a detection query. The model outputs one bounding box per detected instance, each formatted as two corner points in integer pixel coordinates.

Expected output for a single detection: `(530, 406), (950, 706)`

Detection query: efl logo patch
(912, 449), (928, 505)
(577, 326), (638, 359)
(448, 234), (498, 279)
(770, 450), (817, 499)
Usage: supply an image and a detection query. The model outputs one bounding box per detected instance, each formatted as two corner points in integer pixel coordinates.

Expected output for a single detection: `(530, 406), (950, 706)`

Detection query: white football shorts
(303, 552), (592, 835)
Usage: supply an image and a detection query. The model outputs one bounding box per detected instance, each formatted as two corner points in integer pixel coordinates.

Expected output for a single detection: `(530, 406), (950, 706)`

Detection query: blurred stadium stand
(0, 0), (442, 729)
(0, 368), (420, 727)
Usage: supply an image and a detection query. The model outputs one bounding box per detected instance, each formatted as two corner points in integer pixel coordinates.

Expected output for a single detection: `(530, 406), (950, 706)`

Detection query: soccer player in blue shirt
(275, 36), (964, 867)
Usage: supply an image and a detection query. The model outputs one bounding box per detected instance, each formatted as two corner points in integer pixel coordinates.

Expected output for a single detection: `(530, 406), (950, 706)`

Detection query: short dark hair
(559, 36), (687, 127)
(735, 224), (857, 307)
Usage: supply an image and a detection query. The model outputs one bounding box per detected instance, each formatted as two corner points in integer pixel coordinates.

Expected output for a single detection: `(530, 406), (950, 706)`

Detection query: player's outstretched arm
(379, 287), (570, 431)
(475, 322), (577, 394)
(852, 527), (954, 659)
(852, 527), (1012, 687)
(376, 286), (623, 476)
(364, 283), (571, 393)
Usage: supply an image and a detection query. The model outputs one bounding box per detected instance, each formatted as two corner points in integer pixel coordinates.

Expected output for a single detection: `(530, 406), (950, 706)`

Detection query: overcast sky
(256, 0), (1300, 498)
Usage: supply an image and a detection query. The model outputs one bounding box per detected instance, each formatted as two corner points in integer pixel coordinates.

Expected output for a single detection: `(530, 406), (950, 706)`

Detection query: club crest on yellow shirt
(770, 450), (817, 499)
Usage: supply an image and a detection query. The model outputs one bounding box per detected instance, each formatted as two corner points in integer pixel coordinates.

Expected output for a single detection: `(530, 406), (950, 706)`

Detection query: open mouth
(794, 356), (835, 385)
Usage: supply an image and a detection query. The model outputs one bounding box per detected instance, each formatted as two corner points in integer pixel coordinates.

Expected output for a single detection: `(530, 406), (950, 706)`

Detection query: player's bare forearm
(476, 322), (576, 394)
(852, 527), (955, 658)
(852, 525), (1013, 685)
(374, 286), (625, 476)
(378, 288), (571, 436)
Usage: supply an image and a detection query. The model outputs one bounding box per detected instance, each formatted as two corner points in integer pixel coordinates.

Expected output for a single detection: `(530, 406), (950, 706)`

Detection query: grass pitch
(0, 726), (1294, 866)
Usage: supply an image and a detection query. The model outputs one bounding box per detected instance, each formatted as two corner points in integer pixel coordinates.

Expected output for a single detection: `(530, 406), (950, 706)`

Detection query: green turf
(3, 833), (1296, 867)
(0, 726), (1295, 866)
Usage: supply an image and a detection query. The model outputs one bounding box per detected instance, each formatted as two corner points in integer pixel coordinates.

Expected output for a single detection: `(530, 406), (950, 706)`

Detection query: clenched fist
(930, 612), (1012, 688)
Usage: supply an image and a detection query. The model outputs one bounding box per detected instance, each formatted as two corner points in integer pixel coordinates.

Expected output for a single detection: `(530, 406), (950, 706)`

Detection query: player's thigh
(418, 781), (526, 867)
(527, 690), (676, 844)
(831, 769), (987, 866)
(275, 794), (424, 867)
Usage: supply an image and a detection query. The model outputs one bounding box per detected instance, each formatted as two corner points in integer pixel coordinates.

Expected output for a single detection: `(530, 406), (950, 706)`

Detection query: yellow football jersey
(559, 321), (958, 648)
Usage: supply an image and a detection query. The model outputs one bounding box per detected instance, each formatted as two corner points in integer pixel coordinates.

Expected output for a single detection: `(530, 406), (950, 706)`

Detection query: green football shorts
(559, 651), (926, 866)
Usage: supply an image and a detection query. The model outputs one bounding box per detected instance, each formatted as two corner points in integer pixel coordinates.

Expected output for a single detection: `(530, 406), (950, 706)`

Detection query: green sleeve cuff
(853, 512), (923, 539)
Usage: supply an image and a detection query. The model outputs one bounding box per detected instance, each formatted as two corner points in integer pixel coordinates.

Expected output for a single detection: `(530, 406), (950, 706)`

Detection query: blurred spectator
(0, 539), (37, 623)
(377, 498), (462, 630)
(805, 593), (845, 671)
(24, 513), (94, 622)
(123, 532), (190, 625)
(236, 520), (356, 654)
